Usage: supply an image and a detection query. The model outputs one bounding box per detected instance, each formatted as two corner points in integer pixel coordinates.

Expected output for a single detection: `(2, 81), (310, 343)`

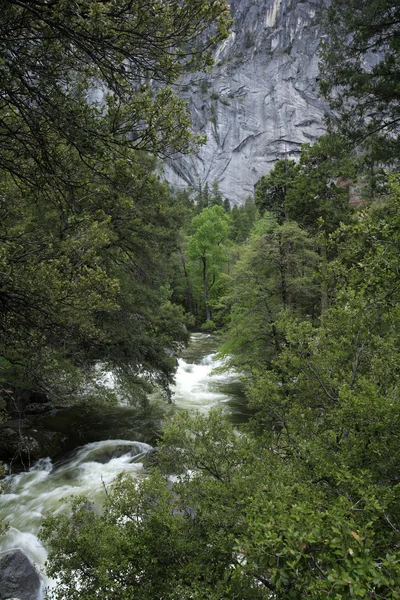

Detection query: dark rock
(0, 550), (42, 600)
(28, 391), (50, 405)
(0, 424), (62, 467)
(24, 403), (53, 416)
(2, 387), (50, 419)
(143, 447), (159, 470)
(1, 427), (18, 438)
(0, 426), (19, 459)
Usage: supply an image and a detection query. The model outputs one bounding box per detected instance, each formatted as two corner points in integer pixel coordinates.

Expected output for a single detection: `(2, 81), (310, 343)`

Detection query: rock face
(0, 550), (42, 600)
(0, 386), (63, 467)
(164, 0), (328, 204)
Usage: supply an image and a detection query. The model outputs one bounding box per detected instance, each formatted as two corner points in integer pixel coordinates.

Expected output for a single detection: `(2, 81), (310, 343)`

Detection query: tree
(0, 0), (231, 187)
(210, 179), (230, 210)
(229, 196), (257, 243)
(319, 0), (400, 164)
(0, 1), (231, 406)
(39, 184), (400, 600)
(42, 403), (400, 598)
(41, 410), (272, 600)
(286, 136), (355, 235)
(0, 153), (191, 403)
(187, 206), (231, 324)
(255, 137), (354, 234)
(275, 135), (355, 314)
(194, 182), (211, 213)
(242, 181), (400, 596)
(255, 159), (299, 223)
(218, 214), (320, 372)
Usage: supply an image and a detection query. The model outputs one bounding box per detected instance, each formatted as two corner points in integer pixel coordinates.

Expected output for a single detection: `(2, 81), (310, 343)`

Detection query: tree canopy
(42, 178), (400, 600)
(255, 137), (354, 235)
(0, 0), (231, 185)
(6, 0), (400, 595)
(0, 0), (231, 403)
(218, 214), (320, 371)
(187, 205), (231, 324)
(320, 0), (400, 163)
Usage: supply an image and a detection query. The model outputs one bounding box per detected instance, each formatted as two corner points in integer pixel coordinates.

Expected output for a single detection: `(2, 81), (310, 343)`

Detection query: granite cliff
(164, 0), (329, 204)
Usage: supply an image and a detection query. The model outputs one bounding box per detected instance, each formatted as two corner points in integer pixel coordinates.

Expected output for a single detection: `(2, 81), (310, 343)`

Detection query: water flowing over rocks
(0, 550), (42, 600)
(0, 334), (246, 600)
(164, 0), (329, 204)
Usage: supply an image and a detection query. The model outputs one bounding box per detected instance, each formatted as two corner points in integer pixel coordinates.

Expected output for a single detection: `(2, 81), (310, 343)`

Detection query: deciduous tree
(187, 206), (231, 324)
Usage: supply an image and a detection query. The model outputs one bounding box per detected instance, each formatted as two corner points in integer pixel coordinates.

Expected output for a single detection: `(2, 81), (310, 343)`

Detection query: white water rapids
(0, 333), (246, 597)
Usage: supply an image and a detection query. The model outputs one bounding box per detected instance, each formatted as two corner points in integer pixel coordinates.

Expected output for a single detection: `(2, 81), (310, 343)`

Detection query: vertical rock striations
(164, 0), (329, 204)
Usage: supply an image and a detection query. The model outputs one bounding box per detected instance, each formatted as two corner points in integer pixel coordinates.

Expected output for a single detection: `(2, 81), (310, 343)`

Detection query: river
(0, 333), (248, 597)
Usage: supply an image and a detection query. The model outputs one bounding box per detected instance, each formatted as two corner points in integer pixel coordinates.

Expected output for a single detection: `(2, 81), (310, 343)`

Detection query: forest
(1, 0), (400, 597)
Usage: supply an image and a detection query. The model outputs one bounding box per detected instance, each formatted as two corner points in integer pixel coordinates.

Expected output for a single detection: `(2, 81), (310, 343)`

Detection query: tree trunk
(202, 255), (212, 321)
(320, 232), (328, 317)
(179, 250), (194, 314)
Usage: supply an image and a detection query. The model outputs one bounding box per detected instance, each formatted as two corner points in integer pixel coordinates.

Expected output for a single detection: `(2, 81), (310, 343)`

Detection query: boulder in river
(0, 549), (42, 600)
(143, 446), (160, 470)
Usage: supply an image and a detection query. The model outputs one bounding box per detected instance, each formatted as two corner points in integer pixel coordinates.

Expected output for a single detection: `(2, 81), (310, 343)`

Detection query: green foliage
(210, 180), (225, 208)
(193, 180), (230, 213)
(229, 196), (258, 242)
(320, 0), (400, 165)
(255, 159), (299, 223)
(42, 473), (190, 600)
(0, 150), (191, 401)
(30, 3), (400, 594)
(217, 182), (400, 596)
(218, 215), (320, 371)
(286, 135), (355, 235)
(0, 0), (232, 404)
(255, 137), (355, 235)
(187, 205), (231, 323)
(39, 183), (400, 595)
(194, 182), (211, 212)
(0, 0), (231, 187)
(42, 404), (400, 598)
(41, 411), (270, 600)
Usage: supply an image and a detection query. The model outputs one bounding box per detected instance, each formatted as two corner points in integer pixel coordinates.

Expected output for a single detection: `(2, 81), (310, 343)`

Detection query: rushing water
(0, 333), (247, 596)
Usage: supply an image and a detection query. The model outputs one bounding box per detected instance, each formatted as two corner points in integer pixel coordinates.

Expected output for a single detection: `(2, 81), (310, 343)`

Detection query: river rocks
(0, 550), (42, 600)
(143, 446), (160, 470)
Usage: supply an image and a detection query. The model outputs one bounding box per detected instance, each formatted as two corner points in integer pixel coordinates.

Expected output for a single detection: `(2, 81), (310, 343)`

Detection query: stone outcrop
(0, 550), (42, 600)
(3, 388), (51, 420)
(164, 0), (329, 204)
(0, 387), (63, 468)
(0, 421), (62, 468)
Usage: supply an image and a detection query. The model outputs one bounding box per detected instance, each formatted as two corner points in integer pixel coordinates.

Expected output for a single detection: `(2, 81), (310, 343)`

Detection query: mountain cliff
(164, 0), (329, 204)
